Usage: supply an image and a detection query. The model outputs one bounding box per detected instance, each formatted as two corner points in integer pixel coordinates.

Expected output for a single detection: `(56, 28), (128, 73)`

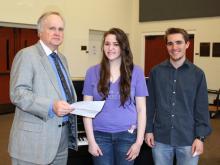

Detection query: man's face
(39, 14), (64, 51)
(166, 33), (189, 62)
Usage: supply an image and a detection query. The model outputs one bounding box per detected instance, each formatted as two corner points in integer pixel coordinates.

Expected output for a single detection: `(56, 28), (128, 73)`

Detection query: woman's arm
(135, 96), (147, 145)
(83, 95), (103, 156)
(126, 96), (146, 161)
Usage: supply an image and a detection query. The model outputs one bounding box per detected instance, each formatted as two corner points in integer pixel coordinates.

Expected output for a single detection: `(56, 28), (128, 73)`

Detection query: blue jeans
(93, 130), (136, 165)
(152, 141), (199, 165)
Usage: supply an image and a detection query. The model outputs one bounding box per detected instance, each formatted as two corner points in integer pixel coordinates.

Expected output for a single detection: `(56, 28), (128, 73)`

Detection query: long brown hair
(98, 28), (134, 106)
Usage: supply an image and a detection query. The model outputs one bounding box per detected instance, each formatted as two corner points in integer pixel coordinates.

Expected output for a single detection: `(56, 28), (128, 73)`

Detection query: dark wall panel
(139, 0), (220, 22)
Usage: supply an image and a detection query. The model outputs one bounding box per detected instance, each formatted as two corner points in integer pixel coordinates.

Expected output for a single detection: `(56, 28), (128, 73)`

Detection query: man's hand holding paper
(70, 101), (105, 118)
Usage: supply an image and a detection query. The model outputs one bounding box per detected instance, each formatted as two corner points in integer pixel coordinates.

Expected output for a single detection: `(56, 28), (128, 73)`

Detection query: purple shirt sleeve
(133, 65), (148, 97)
(83, 65), (98, 96)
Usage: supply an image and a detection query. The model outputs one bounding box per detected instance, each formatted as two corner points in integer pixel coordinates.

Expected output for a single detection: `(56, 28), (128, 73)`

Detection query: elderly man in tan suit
(8, 11), (78, 165)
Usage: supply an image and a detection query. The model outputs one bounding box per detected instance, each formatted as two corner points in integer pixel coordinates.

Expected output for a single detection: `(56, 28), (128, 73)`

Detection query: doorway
(0, 26), (38, 114)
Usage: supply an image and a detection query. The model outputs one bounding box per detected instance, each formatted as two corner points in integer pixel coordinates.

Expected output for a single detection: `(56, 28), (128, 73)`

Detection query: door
(0, 27), (38, 113)
(0, 27), (15, 104)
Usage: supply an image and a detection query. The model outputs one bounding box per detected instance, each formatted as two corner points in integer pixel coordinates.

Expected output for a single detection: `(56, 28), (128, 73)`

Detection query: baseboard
(0, 104), (15, 114)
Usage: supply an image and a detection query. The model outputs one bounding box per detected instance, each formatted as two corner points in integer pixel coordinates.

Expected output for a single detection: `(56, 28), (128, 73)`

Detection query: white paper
(192, 151), (199, 157)
(70, 101), (105, 118)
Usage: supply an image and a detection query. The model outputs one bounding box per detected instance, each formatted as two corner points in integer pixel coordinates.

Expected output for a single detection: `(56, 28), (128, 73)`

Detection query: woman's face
(103, 34), (121, 62)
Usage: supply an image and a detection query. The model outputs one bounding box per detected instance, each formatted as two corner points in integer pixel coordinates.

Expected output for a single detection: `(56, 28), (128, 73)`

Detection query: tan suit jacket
(8, 42), (77, 164)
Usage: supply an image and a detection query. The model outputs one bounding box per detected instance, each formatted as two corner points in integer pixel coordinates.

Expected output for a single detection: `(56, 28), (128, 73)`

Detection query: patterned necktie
(50, 52), (73, 104)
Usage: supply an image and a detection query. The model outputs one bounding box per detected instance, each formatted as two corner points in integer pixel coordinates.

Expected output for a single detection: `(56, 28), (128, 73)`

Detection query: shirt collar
(162, 59), (191, 68)
(39, 40), (58, 56)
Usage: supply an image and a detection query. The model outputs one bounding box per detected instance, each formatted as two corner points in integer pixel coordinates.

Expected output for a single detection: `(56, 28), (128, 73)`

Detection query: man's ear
(186, 41), (190, 49)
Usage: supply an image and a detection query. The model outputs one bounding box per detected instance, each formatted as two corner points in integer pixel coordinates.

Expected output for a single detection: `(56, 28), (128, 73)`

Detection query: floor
(0, 113), (12, 165)
(0, 113), (220, 165)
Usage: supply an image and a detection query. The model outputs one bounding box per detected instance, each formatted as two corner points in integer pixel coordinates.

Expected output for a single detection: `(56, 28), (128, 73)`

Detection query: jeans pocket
(94, 131), (111, 145)
(119, 131), (137, 144)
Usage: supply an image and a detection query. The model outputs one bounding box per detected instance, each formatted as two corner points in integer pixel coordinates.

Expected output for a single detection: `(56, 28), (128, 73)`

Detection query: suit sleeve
(10, 50), (51, 121)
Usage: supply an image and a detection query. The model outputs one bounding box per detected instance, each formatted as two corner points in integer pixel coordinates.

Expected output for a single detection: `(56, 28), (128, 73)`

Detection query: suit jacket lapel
(35, 42), (63, 99)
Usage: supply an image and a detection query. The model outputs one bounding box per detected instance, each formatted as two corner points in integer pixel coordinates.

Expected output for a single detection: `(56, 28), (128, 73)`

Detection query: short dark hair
(165, 28), (189, 43)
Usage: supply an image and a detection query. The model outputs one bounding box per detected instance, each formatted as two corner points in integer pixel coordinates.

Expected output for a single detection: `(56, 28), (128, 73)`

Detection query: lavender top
(83, 64), (148, 133)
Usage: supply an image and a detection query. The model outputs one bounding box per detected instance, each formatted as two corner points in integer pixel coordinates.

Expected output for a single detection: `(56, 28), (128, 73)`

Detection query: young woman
(83, 28), (148, 165)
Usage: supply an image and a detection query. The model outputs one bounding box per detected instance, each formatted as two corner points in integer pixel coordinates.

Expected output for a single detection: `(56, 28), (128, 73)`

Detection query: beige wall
(130, 0), (220, 89)
(0, 0), (65, 25)
(62, 0), (132, 78)
(0, 0), (132, 78)
(0, 0), (219, 89)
